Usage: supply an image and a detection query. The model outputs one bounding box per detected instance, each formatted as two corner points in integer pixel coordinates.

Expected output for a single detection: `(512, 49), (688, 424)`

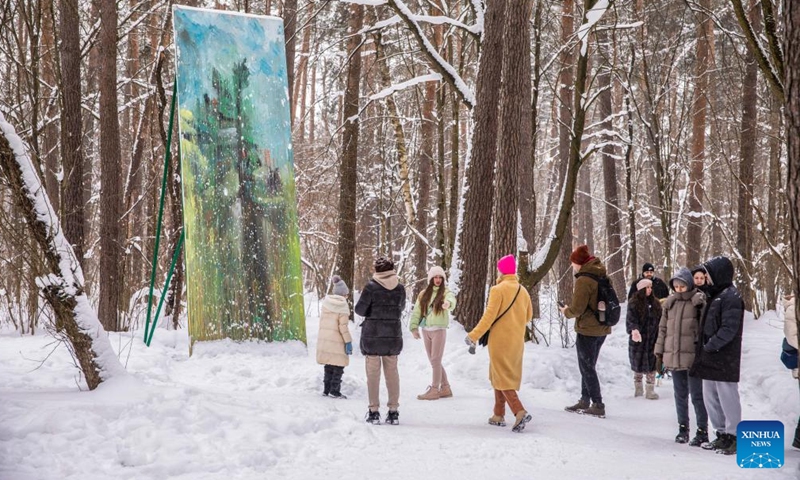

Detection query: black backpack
(575, 272), (621, 327)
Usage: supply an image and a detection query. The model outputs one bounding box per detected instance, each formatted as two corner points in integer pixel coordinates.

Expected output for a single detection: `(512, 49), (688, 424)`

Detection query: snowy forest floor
(1, 297), (799, 480)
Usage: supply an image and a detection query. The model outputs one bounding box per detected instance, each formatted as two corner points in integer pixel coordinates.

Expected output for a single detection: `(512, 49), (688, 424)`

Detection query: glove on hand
(345, 342), (353, 355)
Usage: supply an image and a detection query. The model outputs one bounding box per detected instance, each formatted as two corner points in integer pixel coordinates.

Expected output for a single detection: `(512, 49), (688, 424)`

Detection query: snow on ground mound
(0, 301), (798, 479)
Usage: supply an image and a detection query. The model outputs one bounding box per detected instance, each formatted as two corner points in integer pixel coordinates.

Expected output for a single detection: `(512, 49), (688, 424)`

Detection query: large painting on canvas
(173, 6), (305, 346)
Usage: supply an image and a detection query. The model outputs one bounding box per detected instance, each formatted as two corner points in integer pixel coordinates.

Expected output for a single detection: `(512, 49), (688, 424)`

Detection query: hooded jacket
(654, 268), (706, 371)
(316, 295), (353, 367)
(355, 271), (406, 356)
(689, 257), (745, 383)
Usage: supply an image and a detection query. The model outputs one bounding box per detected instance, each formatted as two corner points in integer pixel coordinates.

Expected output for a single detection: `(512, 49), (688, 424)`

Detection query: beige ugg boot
(417, 385), (440, 400)
(488, 415), (506, 427)
(439, 384), (453, 398)
(645, 383), (659, 400)
(634, 381), (644, 397)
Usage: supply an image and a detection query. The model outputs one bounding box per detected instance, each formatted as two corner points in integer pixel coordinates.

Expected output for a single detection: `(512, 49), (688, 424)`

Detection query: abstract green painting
(173, 6), (305, 348)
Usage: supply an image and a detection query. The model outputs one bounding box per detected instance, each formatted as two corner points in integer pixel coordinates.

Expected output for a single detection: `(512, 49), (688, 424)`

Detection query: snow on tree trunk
(0, 112), (125, 390)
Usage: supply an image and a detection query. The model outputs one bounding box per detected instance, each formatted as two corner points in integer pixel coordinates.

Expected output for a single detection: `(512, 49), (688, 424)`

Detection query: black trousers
(324, 364), (345, 395)
(576, 334), (606, 404)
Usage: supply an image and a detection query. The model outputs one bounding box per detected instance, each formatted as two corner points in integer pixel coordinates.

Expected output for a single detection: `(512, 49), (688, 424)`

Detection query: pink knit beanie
(497, 255), (517, 275)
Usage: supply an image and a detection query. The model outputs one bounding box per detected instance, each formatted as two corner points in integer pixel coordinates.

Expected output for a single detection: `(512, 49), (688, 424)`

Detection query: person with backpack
(654, 267), (709, 446)
(559, 245), (614, 418)
(409, 266), (457, 400)
(628, 263), (670, 300)
(627, 278), (662, 400)
(355, 256), (407, 425)
(464, 254), (534, 433)
(689, 256), (744, 455)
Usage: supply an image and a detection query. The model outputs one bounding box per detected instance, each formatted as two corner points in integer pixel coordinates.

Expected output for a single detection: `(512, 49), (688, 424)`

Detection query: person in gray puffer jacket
(655, 267), (708, 446)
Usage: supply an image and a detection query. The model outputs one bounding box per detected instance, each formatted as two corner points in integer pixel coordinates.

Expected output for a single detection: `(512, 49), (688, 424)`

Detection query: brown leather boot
(417, 385), (440, 400)
(439, 384), (453, 398)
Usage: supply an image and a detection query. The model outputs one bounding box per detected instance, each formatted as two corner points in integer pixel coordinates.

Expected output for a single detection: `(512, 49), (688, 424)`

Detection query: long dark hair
(629, 287), (661, 321)
(418, 279), (446, 315)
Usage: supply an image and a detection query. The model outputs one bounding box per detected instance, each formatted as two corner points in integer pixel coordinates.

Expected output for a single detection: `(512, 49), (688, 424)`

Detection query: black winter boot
(701, 431), (724, 450)
(715, 434), (737, 455)
(322, 365), (333, 396)
(385, 410), (399, 425)
(366, 410), (381, 424)
(329, 366), (347, 399)
(675, 425), (689, 444)
(793, 418), (800, 449)
(689, 428), (709, 447)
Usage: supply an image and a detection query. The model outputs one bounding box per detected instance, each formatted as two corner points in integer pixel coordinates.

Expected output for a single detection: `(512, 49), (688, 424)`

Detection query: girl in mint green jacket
(410, 266), (457, 400)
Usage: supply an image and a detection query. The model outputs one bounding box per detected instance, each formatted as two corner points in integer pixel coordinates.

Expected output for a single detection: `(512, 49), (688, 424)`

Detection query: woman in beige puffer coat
(654, 267), (708, 446)
(316, 275), (353, 398)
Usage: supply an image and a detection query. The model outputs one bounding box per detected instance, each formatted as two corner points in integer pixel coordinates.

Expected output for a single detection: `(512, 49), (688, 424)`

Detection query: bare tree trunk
(414, 72), (435, 296)
(453, 0), (506, 330)
(492, 0), (533, 261)
(765, 93), (783, 307)
(576, 159), (594, 251)
(98, 0), (123, 331)
(434, 87), (447, 267)
(784, 0), (800, 360)
(598, 28), (625, 294)
(41, 4), (59, 211)
(334, 3), (364, 295)
(59, 0), (85, 267)
(686, 0), (713, 268)
(557, 0), (575, 304)
(284, 0), (298, 123)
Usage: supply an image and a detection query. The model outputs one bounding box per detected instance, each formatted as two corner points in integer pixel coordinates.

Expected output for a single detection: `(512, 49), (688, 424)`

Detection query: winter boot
(582, 402), (606, 418)
(701, 431), (725, 450)
(689, 428), (709, 447)
(322, 365), (333, 396)
(634, 381), (643, 398)
(439, 384), (453, 398)
(385, 410), (399, 425)
(675, 424), (690, 444)
(512, 410), (532, 433)
(645, 384), (659, 400)
(488, 415), (506, 427)
(417, 386), (440, 401)
(328, 367), (346, 399)
(715, 434), (737, 455)
(564, 399), (590, 414)
(366, 410), (381, 425)
(793, 418), (800, 449)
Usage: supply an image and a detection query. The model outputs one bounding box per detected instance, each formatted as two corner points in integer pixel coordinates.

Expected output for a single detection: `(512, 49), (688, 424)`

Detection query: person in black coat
(689, 256), (744, 455)
(355, 256), (406, 425)
(627, 278), (662, 400)
(628, 262), (670, 300)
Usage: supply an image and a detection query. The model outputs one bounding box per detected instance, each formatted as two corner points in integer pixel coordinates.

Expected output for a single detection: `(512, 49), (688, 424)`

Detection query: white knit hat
(427, 266), (447, 284)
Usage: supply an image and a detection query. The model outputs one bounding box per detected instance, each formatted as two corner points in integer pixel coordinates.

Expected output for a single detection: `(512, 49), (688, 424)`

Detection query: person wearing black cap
(628, 263), (669, 300)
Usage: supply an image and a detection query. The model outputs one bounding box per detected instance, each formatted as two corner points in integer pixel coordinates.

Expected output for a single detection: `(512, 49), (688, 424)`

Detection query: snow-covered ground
(1, 297), (798, 479)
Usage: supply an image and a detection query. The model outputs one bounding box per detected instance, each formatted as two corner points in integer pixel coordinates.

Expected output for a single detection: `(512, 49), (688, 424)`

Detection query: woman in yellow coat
(465, 254), (533, 433)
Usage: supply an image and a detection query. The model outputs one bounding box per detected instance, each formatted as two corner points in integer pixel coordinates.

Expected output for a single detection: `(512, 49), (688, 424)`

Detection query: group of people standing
(561, 247), (746, 455)
(314, 246), (798, 451)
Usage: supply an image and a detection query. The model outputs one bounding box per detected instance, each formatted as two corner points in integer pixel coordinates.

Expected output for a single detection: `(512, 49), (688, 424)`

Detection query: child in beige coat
(316, 275), (353, 398)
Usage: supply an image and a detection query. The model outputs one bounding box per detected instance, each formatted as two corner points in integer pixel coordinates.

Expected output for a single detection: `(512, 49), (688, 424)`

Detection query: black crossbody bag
(478, 285), (522, 347)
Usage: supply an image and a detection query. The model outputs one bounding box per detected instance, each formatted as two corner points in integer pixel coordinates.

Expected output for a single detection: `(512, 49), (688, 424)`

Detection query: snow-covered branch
(368, 73), (442, 101)
(385, 0), (476, 109)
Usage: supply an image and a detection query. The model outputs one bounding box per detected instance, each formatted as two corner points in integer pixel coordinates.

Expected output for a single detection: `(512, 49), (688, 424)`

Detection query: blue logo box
(737, 420), (784, 469)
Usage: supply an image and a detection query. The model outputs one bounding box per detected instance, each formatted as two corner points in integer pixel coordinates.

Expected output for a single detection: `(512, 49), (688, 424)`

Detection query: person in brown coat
(559, 245), (612, 418)
(465, 254), (533, 433)
(316, 275), (353, 398)
(654, 267), (708, 445)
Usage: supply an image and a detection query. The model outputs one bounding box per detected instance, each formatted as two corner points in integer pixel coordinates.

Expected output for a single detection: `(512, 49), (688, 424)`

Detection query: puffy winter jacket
(316, 295), (353, 367)
(654, 268), (706, 371)
(783, 295), (798, 378)
(409, 286), (456, 330)
(355, 272), (406, 356)
(689, 257), (745, 383)
(627, 296), (661, 373)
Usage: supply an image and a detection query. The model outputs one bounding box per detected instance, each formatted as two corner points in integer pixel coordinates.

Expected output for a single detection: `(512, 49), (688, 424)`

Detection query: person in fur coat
(316, 275), (353, 399)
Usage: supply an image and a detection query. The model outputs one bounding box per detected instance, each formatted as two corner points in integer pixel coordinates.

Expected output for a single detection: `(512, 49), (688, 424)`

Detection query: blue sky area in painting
(173, 6), (292, 170)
